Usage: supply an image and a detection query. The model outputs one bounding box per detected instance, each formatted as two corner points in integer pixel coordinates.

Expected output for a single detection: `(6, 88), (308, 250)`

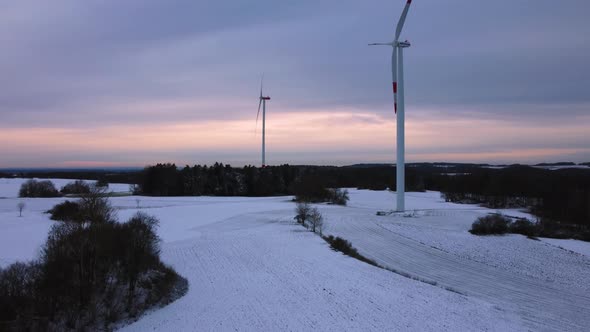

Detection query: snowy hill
(1, 179), (589, 331)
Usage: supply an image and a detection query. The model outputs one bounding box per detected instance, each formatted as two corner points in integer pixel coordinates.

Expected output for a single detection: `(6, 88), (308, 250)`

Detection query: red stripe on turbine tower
(393, 82), (398, 114)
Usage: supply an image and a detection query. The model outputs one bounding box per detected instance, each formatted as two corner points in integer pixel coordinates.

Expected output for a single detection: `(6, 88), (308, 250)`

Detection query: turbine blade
(395, 0), (412, 41)
(391, 47), (398, 114)
(255, 98), (262, 134)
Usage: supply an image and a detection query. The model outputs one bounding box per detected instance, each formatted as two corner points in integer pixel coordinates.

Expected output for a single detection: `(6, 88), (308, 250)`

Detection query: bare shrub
(295, 203), (324, 235)
(322, 235), (379, 267)
(77, 186), (116, 225)
(470, 214), (510, 235)
(120, 212), (161, 310)
(0, 262), (40, 323)
(328, 188), (349, 206)
(509, 218), (540, 237)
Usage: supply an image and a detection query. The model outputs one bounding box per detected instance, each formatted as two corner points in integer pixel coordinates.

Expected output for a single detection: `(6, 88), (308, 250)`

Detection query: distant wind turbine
(256, 74), (271, 167)
(369, 0), (413, 212)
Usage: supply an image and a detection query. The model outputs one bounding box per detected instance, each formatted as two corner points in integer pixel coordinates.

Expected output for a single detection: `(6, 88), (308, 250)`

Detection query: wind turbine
(369, 0), (413, 212)
(256, 75), (271, 167)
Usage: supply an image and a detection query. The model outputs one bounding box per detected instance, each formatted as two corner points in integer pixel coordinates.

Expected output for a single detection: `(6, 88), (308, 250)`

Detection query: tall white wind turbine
(369, 0), (413, 211)
(256, 75), (271, 167)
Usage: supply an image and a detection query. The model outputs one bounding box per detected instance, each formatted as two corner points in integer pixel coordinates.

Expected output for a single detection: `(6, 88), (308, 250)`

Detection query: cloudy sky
(1, 0), (589, 167)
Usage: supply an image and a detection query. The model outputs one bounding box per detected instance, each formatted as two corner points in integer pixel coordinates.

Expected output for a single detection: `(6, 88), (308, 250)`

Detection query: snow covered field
(1, 179), (589, 331)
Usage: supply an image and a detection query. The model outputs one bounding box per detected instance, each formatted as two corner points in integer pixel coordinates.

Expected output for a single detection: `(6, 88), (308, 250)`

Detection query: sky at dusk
(1, 0), (589, 168)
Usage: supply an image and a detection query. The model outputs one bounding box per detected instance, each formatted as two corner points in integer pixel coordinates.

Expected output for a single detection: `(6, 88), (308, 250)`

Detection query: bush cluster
(0, 190), (187, 331)
(509, 218), (539, 237)
(18, 179), (60, 198)
(60, 180), (91, 195)
(470, 214), (511, 235)
(470, 214), (540, 237)
(47, 201), (81, 222)
(328, 188), (349, 206)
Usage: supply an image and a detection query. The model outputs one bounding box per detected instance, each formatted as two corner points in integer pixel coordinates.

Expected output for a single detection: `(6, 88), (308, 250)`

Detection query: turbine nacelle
(397, 40), (411, 48)
(260, 96), (271, 100)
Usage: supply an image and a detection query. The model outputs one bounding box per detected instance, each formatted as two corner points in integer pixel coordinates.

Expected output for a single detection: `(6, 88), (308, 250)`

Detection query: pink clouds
(1, 106), (589, 167)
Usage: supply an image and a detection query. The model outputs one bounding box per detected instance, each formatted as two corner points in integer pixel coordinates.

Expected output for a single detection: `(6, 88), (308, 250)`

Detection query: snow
(541, 238), (590, 257)
(348, 192), (590, 295)
(534, 165), (590, 170)
(1, 180), (589, 331)
(120, 211), (520, 332)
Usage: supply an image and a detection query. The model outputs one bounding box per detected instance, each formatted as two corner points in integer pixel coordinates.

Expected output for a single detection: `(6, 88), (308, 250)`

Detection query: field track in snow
(317, 207), (590, 331)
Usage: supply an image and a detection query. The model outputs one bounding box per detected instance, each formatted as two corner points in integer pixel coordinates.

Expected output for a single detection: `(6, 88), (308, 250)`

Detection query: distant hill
(345, 162), (492, 169)
(534, 162), (576, 167)
(344, 163), (393, 168)
(0, 167), (142, 173)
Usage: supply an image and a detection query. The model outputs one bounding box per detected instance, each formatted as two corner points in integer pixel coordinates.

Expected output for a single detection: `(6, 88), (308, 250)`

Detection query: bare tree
(78, 185), (116, 225)
(309, 208), (324, 235)
(17, 202), (25, 217)
(135, 198), (141, 209)
(327, 188), (349, 205)
(295, 202), (311, 228)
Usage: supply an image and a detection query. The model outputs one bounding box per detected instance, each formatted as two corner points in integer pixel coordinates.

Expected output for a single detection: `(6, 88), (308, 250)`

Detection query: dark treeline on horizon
(0, 169), (142, 186)
(138, 162), (428, 197)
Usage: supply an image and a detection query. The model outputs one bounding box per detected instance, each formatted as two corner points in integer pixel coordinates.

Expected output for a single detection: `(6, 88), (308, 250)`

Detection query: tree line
(431, 166), (590, 236)
(7, 162), (589, 234)
(136, 163), (590, 232)
(137, 163), (428, 197)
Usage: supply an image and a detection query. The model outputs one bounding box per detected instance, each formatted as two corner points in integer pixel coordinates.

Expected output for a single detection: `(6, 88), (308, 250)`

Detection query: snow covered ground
(318, 191), (590, 331)
(541, 237), (590, 257)
(1, 179), (589, 331)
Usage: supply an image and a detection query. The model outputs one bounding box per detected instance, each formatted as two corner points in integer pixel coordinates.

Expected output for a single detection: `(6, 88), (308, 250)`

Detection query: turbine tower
(256, 75), (271, 167)
(369, 0), (413, 212)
